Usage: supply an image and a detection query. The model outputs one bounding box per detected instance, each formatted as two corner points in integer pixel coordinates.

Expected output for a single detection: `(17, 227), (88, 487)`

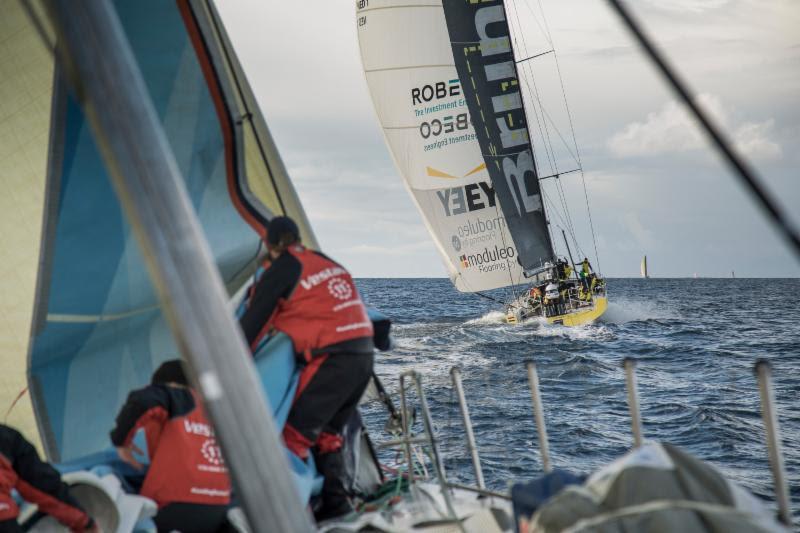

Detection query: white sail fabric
(641, 256), (648, 278)
(356, 0), (524, 292)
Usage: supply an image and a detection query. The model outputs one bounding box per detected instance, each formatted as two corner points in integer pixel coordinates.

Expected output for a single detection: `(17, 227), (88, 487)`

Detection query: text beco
(437, 181), (496, 216)
(412, 79), (461, 105)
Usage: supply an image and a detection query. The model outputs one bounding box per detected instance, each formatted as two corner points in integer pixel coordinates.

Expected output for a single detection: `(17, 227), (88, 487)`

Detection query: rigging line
(510, 12), (556, 176)
(523, 0), (599, 270)
(508, 2), (558, 178)
(605, 0), (800, 260)
(516, 49), (554, 65)
(546, 31), (601, 273)
(516, 0), (553, 49)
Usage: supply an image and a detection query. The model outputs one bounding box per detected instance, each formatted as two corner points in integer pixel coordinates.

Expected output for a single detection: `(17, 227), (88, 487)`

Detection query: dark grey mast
(40, 1), (312, 530)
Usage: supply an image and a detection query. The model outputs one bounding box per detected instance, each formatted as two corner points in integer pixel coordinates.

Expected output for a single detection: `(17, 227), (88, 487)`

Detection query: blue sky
(217, 0), (799, 278)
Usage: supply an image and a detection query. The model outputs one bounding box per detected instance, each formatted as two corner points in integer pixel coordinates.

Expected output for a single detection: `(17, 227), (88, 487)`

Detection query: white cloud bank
(607, 94), (782, 160)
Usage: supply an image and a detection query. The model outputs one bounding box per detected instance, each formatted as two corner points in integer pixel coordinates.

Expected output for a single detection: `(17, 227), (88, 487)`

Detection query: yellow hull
(547, 296), (608, 326)
(506, 296), (608, 326)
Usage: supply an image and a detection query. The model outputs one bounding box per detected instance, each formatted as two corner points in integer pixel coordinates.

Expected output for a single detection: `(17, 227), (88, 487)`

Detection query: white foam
(464, 311), (508, 325)
(600, 299), (678, 324)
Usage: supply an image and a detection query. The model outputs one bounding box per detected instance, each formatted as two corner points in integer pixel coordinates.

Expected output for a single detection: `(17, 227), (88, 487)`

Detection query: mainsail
(641, 255), (649, 278)
(356, 0), (527, 292)
(0, 0), (314, 459)
(441, 0), (554, 274)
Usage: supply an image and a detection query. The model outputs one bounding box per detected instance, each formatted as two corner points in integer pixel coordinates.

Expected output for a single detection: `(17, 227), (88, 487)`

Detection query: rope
(3, 387), (28, 423)
(606, 0), (800, 260)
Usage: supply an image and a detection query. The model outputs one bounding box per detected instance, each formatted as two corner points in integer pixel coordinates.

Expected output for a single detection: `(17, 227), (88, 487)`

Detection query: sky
(215, 0), (799, 279)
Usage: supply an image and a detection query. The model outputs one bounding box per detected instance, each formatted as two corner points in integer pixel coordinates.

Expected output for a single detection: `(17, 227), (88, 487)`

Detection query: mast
(41, 1), (312, 530)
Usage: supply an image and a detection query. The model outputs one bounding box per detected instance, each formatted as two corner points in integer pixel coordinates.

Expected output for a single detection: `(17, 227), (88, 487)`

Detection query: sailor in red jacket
(0, 424), (96, 532)
(239, 216), (374, 520)
(110, 360), (231, 533)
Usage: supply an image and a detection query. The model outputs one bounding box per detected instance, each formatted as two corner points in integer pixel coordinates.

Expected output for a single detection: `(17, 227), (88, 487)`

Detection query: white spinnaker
(356, 0), (524, 292)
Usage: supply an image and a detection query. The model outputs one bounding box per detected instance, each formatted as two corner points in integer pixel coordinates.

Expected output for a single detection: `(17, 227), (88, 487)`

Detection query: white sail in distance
(356, 0), (525, 292)
(641, 255), (649, 278)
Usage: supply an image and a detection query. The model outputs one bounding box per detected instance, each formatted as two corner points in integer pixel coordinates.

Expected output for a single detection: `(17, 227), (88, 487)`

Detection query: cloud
(607, 94), (782, 160)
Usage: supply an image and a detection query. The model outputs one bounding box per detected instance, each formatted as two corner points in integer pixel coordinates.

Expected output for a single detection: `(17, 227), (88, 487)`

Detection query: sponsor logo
(184, 419), (214, 438)
(201, 438), (224, 466)
(412, 79), (461, 105)
(327, 277), (353, 301)
(300, 266), (347, 291)
(426, 163), (486, 180)
(453, 214), (509, 250)
(460, 245), (516, 273)
(436, 181), (496, 216)
(462, 4), (543, 216)
(451, 235), (462, 252)
(419, 113), (470, 139)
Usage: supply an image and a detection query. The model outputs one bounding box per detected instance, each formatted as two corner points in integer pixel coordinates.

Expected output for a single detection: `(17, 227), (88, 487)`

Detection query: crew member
(239, 216), (374, 520)
(579, 257), (593, 288)
(110, 360), (231, 533)
(1, 424), (96, 532)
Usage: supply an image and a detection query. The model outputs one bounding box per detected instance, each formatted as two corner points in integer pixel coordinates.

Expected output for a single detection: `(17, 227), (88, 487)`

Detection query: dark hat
(266, 216), (300, 246)
(152, 359), (189, 386)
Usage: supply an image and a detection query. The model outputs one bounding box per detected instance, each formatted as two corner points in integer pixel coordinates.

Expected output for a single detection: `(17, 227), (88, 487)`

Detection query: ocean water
(356, 277), (800, 523)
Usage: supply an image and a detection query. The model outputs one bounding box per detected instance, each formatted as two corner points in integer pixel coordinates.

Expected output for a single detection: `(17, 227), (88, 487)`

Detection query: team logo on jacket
(328, 278), (353, 301)
(201, 439), (224, 466)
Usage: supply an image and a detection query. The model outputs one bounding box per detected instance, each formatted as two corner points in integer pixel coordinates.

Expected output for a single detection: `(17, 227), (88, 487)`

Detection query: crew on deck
(579, 257), (593, 288)
(1, 424), (97, 532)
(238, 216), (375, 521)
(110, 360), (231, 533)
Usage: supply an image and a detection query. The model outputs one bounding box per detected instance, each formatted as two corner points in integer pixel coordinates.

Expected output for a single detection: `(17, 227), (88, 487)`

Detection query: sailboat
(357, 0), (607, 327)
(641, 255), (650, 278)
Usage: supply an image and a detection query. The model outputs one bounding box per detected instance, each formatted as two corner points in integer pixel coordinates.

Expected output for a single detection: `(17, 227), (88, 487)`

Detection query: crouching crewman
(1, 423), (97, 532)
(110, 360), (231, 533)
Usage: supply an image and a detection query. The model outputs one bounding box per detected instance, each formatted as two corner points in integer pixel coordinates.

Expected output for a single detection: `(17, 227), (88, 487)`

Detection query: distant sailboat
(731, 270), (736, 279)
(641, 256), (649, 278)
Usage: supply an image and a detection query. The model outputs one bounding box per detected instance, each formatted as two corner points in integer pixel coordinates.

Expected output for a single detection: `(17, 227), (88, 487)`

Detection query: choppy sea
(356, 277), (800, 523)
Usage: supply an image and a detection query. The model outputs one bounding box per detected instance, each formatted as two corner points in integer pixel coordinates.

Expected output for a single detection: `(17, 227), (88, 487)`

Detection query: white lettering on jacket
(299, 266), (347, 291)
(184, 419), (213, 437)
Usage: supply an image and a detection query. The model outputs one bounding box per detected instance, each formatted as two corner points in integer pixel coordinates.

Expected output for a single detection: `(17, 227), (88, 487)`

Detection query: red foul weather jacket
(239, 244), (374, 358)
(109, 385), (230, 508)
(0, 424), (93, 531)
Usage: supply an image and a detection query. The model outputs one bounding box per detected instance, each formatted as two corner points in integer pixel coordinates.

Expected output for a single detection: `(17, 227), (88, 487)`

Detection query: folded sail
(356, 0), (526, 292)
(441, 0), (554, 273)
(9, 0), (313, 460)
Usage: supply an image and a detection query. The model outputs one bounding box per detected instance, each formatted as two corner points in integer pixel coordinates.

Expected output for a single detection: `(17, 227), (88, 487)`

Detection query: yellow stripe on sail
(426, 166), (459, 179)
(463, 163), (486, 177)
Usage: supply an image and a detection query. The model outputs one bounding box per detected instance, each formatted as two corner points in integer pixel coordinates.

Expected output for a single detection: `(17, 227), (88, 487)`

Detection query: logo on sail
(459, 245), (516, 273)
(412, 79), (461, 105)
(436, 181), (496, 216)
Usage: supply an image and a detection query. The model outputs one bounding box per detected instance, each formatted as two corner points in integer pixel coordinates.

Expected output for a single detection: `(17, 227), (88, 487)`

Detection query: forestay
(442, 0), (554, 274)
(356, 0), (525, 292)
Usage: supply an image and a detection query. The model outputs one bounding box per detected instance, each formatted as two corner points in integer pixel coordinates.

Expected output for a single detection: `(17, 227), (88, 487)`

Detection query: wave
(600, 299), (678, 324)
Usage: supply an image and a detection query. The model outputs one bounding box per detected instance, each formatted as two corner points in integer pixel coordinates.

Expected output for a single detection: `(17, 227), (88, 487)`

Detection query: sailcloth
(356, 0), (526, 292)
(0, 0), (314, 460)
(441, 0), (554, 273)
